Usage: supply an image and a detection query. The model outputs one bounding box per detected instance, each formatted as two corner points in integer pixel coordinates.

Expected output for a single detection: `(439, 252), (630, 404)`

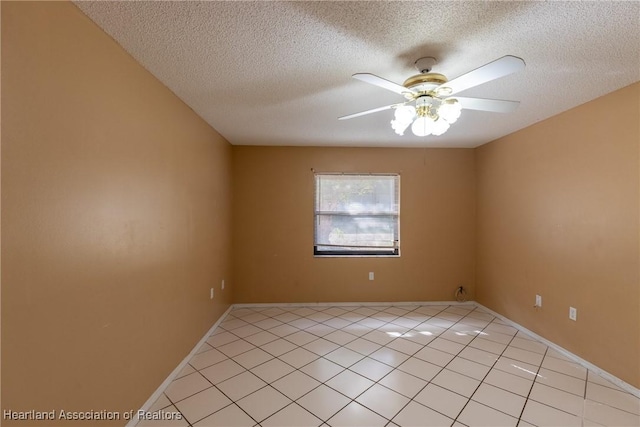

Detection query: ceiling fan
(339, 55), (525, 137)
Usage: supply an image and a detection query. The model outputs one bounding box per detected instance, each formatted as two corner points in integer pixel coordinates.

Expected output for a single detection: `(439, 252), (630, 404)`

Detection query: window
(314, 173), (400, 256)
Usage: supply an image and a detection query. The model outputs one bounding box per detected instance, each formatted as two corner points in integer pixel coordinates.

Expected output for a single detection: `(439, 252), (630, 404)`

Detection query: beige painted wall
(476, 82), (640, 388)
(232, 147), (475, 303)
(1, 2), (233, 424)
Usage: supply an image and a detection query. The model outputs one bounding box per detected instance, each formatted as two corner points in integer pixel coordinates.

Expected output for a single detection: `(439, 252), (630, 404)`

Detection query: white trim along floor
(132, 302), (640, 427)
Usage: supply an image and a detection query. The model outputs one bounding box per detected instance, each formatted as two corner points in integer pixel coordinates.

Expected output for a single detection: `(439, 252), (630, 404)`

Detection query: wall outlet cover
(569, 307), (577, 321)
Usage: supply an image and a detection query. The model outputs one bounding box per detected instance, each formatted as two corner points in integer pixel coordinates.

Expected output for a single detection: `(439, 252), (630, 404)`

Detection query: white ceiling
(75, 1), (640, 148)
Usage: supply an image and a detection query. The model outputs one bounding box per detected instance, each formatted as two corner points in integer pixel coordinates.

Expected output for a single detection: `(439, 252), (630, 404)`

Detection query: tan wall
(232, 146), (475, 303)
(1, 2), (233, 424)
(476, 82), (640, 388)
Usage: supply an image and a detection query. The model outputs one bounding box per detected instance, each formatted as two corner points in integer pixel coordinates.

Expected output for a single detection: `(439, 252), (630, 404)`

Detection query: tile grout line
(514, 346), (549, 426)
(216, 304), (386, 424)
(584, 369), (590, 424)
(475, 303), (640, 399)
(191, 305), (504, 424)
(232, 304), (453, 425)
(215, 307), (340, 425)
(384, 308), (515, 424)
(220, 304), (516, 425)
(381, 306), (495, 424)
(287, 305), (631, 422)
(178, 351), (264, 426)
(273, 304), (418, 425)
(304, 304), (499, 425)
(174, 307), (285, 426)
(162, 303), (638, 427)
(382, 313), (615, 409)
(272, 304), (445, 424)
(317, 304), (467, 425)
(364, 307), (488, 425)
(319, 305), (462, 424)
(447, 311), (522, 424)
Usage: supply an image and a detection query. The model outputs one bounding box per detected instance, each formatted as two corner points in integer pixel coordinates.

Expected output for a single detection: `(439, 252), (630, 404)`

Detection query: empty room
(2, 1), (639, 427)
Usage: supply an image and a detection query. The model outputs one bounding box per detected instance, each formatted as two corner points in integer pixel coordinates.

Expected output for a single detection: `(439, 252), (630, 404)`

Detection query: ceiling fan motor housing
(403, 73), (448, 92)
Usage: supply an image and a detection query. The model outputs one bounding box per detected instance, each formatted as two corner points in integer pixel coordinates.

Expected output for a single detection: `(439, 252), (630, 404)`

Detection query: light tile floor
(141, 304), (640, 427)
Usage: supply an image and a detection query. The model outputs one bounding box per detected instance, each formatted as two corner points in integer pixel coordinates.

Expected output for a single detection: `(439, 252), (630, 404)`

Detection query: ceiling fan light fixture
(411, 116), (434, 137)
(391, 105), (416, 135)
(431, 116), (450, 136)
(438, 98), (462, 124)
(406, 96), (458, 136)
(391, 118), (411, 135)
(394, 105), (416, 121)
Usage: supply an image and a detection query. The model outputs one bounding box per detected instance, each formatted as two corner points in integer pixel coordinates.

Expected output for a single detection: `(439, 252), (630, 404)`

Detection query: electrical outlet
(368, 272), (374, 281)
(210, 288), (214, 299)
(569, 306), (577, 321)
(535, 295), (542, 307)
(222, 279), (225, 290)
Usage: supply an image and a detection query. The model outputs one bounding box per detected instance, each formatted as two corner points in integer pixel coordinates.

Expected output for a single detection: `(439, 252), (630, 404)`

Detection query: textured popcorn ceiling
(75, 1), (640, 148)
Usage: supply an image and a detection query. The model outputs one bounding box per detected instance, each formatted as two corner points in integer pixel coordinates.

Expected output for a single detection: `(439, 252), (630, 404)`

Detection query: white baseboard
(232, 300), (474, 308)
(125, 304), (234, 427)
(474, 302), (640, 399)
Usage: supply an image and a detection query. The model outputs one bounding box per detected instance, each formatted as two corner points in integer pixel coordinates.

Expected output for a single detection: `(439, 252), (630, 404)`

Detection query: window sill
(313, 254), (401, 258)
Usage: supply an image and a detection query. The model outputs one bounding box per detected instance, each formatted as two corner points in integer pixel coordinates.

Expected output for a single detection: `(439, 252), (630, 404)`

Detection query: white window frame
(314, 173), (400, 257)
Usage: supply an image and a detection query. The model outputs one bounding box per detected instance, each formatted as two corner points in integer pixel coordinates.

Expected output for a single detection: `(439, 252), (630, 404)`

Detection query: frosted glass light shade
(394, 105), (416, 121)
(391, 117), (411, 135)
(439, 99), (462, 124)
(432, 117), (450, 136)
(391, 105), (416, 135)
(411, 116), (434, 136)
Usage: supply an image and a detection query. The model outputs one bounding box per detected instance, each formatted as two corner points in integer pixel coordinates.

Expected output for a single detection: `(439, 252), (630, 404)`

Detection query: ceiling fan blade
(439, 55), (525, 96)
(455, 97), (520, 113)
(353, 73), (414, 96)
(339, 103), (400, 120)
